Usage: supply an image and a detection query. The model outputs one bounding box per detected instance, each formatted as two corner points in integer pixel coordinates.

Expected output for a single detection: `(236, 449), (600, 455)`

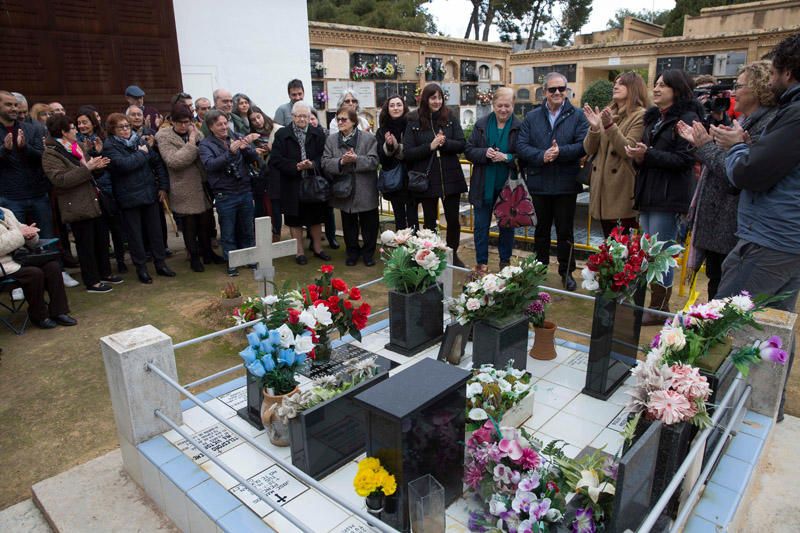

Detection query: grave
(228, 216), (297, 297)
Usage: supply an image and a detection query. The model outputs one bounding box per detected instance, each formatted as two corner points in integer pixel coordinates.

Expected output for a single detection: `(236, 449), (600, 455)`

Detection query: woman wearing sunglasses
(328, 90), (372, 133)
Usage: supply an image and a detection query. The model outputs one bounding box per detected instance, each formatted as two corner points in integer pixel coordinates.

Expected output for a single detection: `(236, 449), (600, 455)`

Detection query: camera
(694, 84), (733, 117)
(224, 162), (241, 180)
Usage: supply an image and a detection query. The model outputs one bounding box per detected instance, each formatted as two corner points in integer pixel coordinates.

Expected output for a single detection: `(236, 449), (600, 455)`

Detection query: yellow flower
(358, 457), (382, 473)
(353, 469), (378, 497)
(380, 471), (397, 496)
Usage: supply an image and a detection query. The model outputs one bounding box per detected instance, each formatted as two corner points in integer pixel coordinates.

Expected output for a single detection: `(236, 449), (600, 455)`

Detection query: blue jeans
(639, 210), (679, 287)
(214, 191), (255, 260)
(473, 200), (515, 265)
(0, 194), (54, 238)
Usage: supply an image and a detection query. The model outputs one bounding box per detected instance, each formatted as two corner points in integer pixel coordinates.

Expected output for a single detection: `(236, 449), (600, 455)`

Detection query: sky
(426, 0), (677, 41)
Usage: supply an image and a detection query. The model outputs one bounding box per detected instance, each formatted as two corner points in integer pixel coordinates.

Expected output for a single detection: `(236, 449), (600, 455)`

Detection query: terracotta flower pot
(260, 386), (299, 446)
(530, 321), (557, 361)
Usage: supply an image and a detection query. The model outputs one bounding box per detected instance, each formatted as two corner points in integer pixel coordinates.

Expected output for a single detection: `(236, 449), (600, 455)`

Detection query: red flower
(493, 180), (536, 228)
(343, 300), (353, 310)
(358, 302), (371, 316)
(321, 265), (334, 274)
(349, 287), (361, 300)
(332, 278), (348, 292)
(288, 308), (301, 324)
(546, 480), (559, 494)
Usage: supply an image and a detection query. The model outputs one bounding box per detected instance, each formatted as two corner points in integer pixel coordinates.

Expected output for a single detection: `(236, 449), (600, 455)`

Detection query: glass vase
(314, 328), (333, 364)
(408, 474), (445, 533)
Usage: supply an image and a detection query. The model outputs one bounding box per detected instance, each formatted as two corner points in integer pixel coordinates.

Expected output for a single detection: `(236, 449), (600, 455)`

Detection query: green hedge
(581, 80), (614, 110)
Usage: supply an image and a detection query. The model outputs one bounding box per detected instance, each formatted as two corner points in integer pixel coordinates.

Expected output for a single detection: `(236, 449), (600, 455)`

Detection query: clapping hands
(543, 139), (559, 163)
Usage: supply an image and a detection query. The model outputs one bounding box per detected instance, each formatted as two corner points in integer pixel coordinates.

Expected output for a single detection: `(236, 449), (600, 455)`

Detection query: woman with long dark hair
(376, 95), (415, 229)
(625, 69), (701, 322)
(404, 83), (467, 267)
(249, 106), (283, 238)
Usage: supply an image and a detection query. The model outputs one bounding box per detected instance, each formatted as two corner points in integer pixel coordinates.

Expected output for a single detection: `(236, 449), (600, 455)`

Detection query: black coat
(375, 125), (408, 202)
(403, 111), (467, 198)
(464, 114), (522, 208)
(102, 136), (168, 209)
(633, 101), (702, 214)
(269, 125), (327, 217)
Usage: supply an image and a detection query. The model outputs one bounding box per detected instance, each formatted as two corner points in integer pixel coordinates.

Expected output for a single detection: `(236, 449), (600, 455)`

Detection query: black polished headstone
(583, 288), (645, 400)
(290, 355), (392, 479)
(385, 285), (443, 356)
(471, 316), (528, 369)
(355, 359), (470, 532)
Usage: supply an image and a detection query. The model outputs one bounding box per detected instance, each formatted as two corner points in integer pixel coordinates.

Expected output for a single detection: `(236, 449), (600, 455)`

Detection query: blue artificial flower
(278, 348), (296, 367)
(261, 354), (275, 372)
(252, 322), (268, 337)
(268, 329), (282, 346)
(238, 345), (257, 365)
(246, 359), (266, 377)
(260, 339), (276, 355)
(294, 352), (307, 367)
(246, 331), (261, 348)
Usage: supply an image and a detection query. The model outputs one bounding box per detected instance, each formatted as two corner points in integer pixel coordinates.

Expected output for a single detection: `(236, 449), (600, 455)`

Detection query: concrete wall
(684, 0), (800, 37)
(173, 0), (311, 117)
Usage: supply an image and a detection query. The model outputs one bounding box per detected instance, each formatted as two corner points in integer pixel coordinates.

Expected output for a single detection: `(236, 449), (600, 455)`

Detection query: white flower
(576, 469), (616, 503)
(476, 372), (495, 383)
(728, 294), (754, 313)
(497, 379), (512, 392)
(414, 248), (440, 271)
(416, 228), (437, 240)
(466, 298), (482, 311)
(311, 303), (333, 326)
(494, 370), (507, 378)
(513, 382), (531, 394)
(466, 382), (483, 398)
(276, 324), (294, 347)
(261, 295), (279, 305)
(660, 324), (686, 350)
(468, 407), (489, 421)
(380, 229), (396, 245)
(298, 309), (317, 329)
(545, 508), (563, 522)
(488, 496), (507, 517)
(293, 334), (314, 354)
(581, 267), (599, 291)
(508, 368), (525, 379)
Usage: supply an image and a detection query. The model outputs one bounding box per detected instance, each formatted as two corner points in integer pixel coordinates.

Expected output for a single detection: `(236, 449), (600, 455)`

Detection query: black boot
(190, 256), (205, 272)
(136, 265), (153, 284)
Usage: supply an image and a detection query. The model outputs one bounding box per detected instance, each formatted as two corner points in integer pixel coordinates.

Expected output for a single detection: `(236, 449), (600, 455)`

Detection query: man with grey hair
(11, 92), (28, 122)
(517, 72), (588, 291)
(195, 97), (211, 122)
(49, 102), (65, 116)
(201, 89), (235, 137)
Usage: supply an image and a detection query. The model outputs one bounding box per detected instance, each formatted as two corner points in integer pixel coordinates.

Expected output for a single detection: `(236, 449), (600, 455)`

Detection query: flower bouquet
(466, 362), (534, 432)
(313, 90), (328, 109)
(581, 226), (683, 302)
(380, 228), (448, 293)
(449, 257), (549, 325)
(526, 292), (552, 329)
(416, 64), (426, 75)
(354, 457), (397, 514)
(554, 449), (618, 532)
(238, 321), (310, 396)
(477, 89), (493, 106)
(527, 292), (558, 361)
(465, 422), (566, 532)
(351, 65), (370, 81)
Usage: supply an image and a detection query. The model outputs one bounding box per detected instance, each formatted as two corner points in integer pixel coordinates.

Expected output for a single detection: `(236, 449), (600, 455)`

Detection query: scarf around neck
(114, 131), (139, 148)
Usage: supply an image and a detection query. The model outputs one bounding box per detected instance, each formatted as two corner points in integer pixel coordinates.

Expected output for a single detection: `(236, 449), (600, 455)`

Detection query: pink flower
(756, 336), (788, 365)
(518, 447), (541, 470)
(498, 437), (524, 461)
(647, 390), (693, 425)
(464, 462), (484, 490)
(494, 181), (536, 229)
(469, 420), (495, 447)
(538, 291), (551, 304)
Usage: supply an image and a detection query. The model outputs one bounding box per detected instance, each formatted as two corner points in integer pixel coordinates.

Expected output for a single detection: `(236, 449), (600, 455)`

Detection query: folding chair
(0, 275), (29, 335)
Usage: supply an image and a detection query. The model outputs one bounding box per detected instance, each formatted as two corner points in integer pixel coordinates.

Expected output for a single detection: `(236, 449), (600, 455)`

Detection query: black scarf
(384, 115), (407, 141)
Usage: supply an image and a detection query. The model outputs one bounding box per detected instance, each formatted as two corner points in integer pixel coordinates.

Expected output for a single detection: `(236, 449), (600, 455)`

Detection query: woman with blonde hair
(583, 71), (650, 237)
(30, 103), (52, 125)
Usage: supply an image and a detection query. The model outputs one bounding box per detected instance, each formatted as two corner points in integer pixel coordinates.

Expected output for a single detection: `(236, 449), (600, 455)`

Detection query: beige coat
(583, 107), (645, 221)
(0, 208), (40, 277)
(42, 143), (101, 223)
(155, 127), (211, 215)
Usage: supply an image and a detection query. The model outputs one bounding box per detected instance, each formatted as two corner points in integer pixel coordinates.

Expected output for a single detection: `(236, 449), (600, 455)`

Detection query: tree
(493, 0), (591, 48)
(553, 0), (592, 46)
(581, 80), (613, 109)
(606, 8), (670, 30)
(308, 0), (438, 34)
(661, 0), (750, 37)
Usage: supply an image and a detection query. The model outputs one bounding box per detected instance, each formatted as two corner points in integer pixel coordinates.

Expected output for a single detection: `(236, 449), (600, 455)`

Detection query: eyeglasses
(292, 114), (309, 119)
(336, 117), (350, 123)
(547, 86), (567, 94)
(343, 98), (358, 104)
(117, 124), (131, 130)
(733, 82), (746, 91)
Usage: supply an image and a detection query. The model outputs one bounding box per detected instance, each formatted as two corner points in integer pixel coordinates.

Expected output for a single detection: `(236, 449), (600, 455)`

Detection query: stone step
(0, 499), (52, 533)
(31, 449), (178, 533)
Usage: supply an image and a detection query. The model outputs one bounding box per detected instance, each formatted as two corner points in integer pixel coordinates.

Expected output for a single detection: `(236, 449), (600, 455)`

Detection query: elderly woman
(376, 95), (415, 230)
(103, 113), (175, 284)
(328, 90), (371, 132)
(583, 72), (649, 237)
(249, 106), (283, 235)
(157, 104), (220, 272)
(465, 87), (521, 272)
(42, 115), (117, 293)
(0, 207), (76, 328)
(322, 107), (379, 266)
(676, 60), (777, 299)
(270, 101), (329, 265)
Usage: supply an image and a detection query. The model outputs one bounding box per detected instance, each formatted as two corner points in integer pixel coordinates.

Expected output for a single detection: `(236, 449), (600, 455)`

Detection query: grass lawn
(0, 236), (797, 509)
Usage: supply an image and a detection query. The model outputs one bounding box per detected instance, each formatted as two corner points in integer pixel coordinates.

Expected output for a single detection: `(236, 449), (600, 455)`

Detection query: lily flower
(575, 469), (615, 503)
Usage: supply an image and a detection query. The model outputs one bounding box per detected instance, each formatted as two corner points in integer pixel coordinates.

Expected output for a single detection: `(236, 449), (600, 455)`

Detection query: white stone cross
(228, 217), (297, 297)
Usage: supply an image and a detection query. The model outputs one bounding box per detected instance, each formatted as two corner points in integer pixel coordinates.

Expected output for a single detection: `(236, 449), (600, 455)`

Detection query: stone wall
(684, 0), (800, 37)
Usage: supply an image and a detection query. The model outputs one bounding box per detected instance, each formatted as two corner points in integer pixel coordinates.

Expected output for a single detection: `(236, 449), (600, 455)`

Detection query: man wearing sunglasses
(518, 72), (589, 291)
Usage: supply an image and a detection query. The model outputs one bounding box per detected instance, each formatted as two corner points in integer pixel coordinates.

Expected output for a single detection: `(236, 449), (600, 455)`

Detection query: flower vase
(260, 386), (299, 446)
(530, 321), (557, 360)
(365, 492), (385, 515)
(314, 329), (333, 364)
(386, 284), (444, 356)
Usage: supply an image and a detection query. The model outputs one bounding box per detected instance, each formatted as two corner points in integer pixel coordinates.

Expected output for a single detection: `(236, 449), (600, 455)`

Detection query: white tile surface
(525, 357), (559, 378)
(163, 424), (194, 444)
(204, 398), (238, 419)
(321, 461), (363, 512)
(263, 510), (303, 533)
(535, 380), (580, 410)
(606, 385), (634, 406)
(591, 428), (626, 456)
(541, 365), (587, 391)
(224, 413), (267, 439)
(327, 515), (370, 533)
(219, 443), (275, 479)
(562, 394), (624, 427)
(554, 345), (578, 363)
(182, 406), (221, 432)
(522, 403), (559, 431)
(539, 411), (605, 449)
(282, 490), (350, 533)
(200, 460), (238, 490)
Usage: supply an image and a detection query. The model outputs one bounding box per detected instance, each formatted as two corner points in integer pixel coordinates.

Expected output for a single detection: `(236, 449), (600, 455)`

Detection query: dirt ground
(0, 236), (797, 510)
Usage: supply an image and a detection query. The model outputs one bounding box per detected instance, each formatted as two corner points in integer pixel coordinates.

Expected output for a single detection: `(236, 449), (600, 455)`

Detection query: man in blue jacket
(517, 73), (589, 291)
(715, 33), (800, 312)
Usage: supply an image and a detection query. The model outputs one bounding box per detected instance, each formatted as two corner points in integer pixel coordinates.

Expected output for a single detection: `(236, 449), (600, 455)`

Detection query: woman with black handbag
(42, 115), (120, 293)
(376, 95), (415, 230)
(322, 107), (379, 267)
(269, 102), (330, 265)
(404, 84), (468, 267)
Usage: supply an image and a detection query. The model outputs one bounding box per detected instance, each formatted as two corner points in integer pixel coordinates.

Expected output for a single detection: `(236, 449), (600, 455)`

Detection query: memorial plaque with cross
(228, 217), (297, 297)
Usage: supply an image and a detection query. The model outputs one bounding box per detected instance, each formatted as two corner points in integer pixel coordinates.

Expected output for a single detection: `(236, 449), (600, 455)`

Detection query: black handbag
(378, 164), (404, 193)
(577, 153), (595, 187)
(331, 173), (354, 199)
(12, 246), (61, 267)
(299, 166), (330, 203)
(407, 154), (434, 193)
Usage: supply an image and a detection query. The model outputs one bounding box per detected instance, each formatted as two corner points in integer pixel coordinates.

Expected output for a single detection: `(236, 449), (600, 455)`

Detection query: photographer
(198, 110), (260, 276)
(694, 75), (733, 128)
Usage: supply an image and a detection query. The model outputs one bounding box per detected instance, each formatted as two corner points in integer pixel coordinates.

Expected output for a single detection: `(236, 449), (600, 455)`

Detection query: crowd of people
(1, 33), (798, 329)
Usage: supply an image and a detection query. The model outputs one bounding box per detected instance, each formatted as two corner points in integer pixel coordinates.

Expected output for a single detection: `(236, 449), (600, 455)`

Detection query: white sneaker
(11, 288), (23, 301)
(62, 271), (80, 288)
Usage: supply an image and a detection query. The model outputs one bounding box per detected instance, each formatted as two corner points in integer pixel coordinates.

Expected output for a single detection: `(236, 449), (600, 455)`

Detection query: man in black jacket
(0, 90), (54, 239)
